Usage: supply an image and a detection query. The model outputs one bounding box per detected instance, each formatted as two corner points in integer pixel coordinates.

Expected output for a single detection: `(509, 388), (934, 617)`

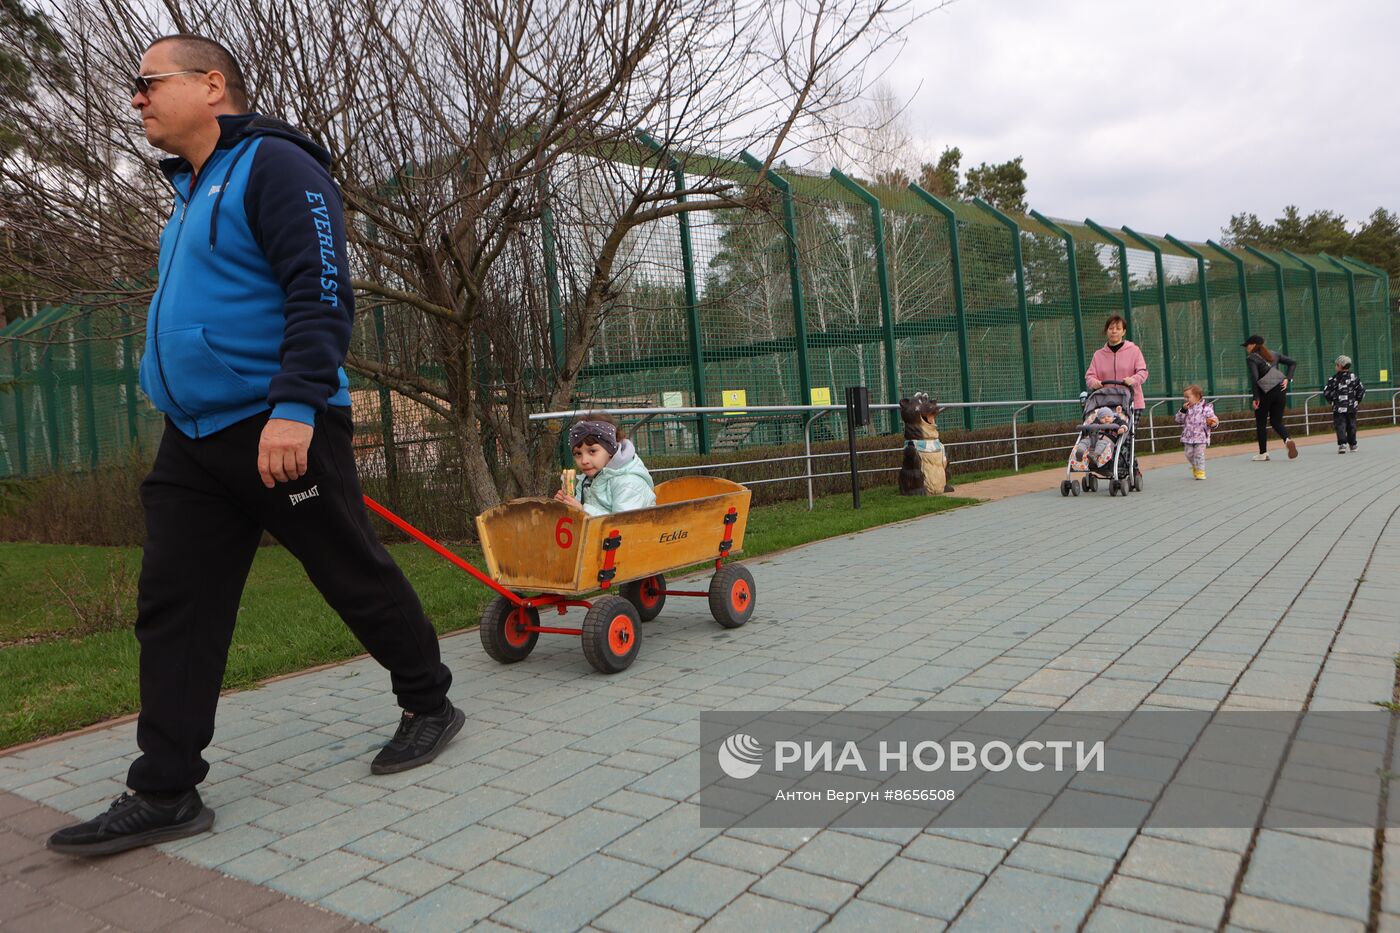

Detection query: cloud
(870, 0), (1397, 239)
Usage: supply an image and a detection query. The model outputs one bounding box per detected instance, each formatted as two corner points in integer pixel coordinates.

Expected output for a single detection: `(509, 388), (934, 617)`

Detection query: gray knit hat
(1335, 355), (1352, 369)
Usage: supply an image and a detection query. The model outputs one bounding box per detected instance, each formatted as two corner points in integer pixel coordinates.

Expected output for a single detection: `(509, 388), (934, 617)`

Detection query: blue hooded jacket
(139, 113), (353, 438)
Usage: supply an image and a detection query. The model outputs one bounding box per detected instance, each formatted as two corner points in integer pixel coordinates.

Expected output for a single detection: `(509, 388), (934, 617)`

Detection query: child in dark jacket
(1323, 355), (1366, 454)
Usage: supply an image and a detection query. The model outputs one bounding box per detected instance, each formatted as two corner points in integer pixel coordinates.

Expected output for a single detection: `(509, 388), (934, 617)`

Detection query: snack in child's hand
(562, 469), (576, 497)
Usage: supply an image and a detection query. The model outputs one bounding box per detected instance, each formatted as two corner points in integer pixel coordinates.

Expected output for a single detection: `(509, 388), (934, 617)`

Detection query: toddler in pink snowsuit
(1174, 385), (1218, 480)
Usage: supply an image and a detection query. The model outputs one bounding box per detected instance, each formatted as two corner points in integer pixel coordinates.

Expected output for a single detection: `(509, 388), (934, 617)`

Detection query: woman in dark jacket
(1243, 335), (1297, 460)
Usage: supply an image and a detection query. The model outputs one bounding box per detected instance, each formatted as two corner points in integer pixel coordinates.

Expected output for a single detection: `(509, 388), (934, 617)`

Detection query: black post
(845, 386), (870, 509)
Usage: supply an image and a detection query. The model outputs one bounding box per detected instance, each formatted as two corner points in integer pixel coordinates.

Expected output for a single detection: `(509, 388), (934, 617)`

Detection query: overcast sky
(874, 0), (1397, 241)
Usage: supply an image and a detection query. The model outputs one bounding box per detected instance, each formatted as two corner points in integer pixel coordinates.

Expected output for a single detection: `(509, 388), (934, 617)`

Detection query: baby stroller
(1060, 380), (1142, 497)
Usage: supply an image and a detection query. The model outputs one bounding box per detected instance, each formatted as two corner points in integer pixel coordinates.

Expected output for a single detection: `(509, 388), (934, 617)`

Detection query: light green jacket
(580, 440), (656, 516)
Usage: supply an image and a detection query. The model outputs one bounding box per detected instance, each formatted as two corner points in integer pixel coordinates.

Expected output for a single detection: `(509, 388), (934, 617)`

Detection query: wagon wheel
(621, 574), (667, 622)
(709, 564), (756, 629)
(582, 596), (642, 674)
(1060, 480), (1071, 497)
(479, 595), (539, 664)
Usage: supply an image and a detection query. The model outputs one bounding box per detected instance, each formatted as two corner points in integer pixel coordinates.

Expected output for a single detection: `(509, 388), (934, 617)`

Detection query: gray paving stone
(602, 803), (719, 869)
(1117, 834), (1242, 896)
(1239, 830), (1372, 921)
(172, 822), (280, 869)
(784, 830), (899, 885)
(1228, 894), (1367, 933)
(320, 879), (413, 924)
(1003, 841), (1116, 885)
(493, 854), (657, 932)
(390, 785), (524, 842)
(456, 859), (549, 900)
(218, 847), (303, 885)
(266, 849), (380, 901)
(859, 856), (984, 919)
(379, 883), (506, 933)
(594, 897), (703, 933)
(903, 834), (1006, 874)
(369, 856), (460, 896)
(703, 893), (826, 932)
(693, 835), (789, 874)
(950, 865), (1097, 932)
(634, 857), (757, 918)
(1102, 876), (1226, 928)
(749, 862), (859, 912)
(345, 829), (425, 862)
(417, 823), (526, 872)
(1084, 905), (1212, 932)
(827, 898), (947, 932)
(520, 764), (641, 818)
(479, 804), (563, 837)
(498, 806), (640, 874)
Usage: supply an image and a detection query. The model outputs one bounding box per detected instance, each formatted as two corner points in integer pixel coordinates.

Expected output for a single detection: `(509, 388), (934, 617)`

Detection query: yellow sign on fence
(810, 387), (831, 406)
(721, 389), (747, 415)
(1382, 369), (1390, 382)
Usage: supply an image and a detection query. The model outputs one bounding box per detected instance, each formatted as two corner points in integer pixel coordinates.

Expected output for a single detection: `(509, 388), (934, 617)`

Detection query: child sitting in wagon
(554, 413), (656, 516)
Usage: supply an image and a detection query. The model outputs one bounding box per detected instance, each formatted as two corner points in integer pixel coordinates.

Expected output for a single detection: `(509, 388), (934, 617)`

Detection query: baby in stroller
(1062, 382), (1138, 497)
(1073, 405), (1129, 467)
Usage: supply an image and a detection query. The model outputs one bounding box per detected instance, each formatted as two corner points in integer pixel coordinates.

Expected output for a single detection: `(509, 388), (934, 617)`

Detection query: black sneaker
(47, 790), (213, 856)
(371, 700), (465, 774)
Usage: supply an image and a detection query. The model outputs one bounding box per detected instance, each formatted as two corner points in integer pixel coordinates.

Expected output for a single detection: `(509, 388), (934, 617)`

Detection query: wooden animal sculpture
(898, 392), (953, 495)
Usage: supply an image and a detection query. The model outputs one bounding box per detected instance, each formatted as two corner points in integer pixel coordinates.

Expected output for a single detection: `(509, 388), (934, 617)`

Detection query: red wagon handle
(362, 494), (526, 606)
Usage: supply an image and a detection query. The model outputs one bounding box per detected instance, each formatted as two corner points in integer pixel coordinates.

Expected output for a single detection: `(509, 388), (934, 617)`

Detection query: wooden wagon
(364, 476), (756, 673)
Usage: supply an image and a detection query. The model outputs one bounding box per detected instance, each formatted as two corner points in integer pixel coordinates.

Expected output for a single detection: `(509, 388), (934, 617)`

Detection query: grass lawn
(0, 485), (976, 748)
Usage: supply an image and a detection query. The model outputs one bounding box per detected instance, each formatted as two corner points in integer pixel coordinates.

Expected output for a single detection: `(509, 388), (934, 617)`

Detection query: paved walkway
(4, 433), (1400, 931)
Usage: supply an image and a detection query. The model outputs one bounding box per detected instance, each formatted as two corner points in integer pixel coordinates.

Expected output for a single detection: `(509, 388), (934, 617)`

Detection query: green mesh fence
(1, 158), (1393, 480)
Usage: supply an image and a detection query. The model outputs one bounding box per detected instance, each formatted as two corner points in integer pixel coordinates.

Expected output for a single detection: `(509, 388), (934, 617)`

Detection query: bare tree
(0, 0), (911, 512)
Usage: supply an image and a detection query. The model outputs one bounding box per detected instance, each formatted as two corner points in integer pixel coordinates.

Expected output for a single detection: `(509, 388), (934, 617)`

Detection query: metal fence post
(1029, 210), (1087, 379)
(78, 314), (99, 469)
(741, 152), (812, 415)
(641, 133), (710, 453)
(831, 169), (900, 435)
(41, 341), (60, 470)
(1084, 219), (1134, 342)
(1282, 249), (1328, 381)
(973, 198), (1035, 420)
(908, 184), (975, 431)
(1206, 240), (1252, 342)
(1321, 253), (1361, 377)
(1165, 235), (1216, 396)
(10, 340), (27, 475)
(1122, 226), (1174, 398)
(120, 309), (139, 447)
(1243, 246), (1290, 357)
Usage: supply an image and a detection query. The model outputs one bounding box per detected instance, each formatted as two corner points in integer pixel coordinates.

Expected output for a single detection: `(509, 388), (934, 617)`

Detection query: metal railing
(532, 388), (1400, 509)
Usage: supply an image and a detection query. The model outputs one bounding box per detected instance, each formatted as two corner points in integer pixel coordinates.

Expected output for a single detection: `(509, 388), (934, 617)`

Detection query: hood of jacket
(160, 114), (331, 251)
(580, 440), (656, 515)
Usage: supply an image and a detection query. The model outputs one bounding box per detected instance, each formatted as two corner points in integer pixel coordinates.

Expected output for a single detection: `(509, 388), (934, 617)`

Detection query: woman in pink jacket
(1085, 315), (1148, 490)
(1085, 315), (1149, 413)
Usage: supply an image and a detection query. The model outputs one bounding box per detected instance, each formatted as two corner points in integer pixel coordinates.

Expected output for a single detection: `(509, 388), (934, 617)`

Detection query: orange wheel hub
(730, 579), (751, 613)
(504, 609), (532, 648)
(607, 614), (635, 655)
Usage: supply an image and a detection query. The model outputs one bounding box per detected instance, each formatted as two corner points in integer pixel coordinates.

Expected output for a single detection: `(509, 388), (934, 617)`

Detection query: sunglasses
(131, 69), (206, 97)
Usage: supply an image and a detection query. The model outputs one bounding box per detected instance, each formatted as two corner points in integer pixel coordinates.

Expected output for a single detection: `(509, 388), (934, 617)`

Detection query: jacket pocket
(156, 325), (262, 417)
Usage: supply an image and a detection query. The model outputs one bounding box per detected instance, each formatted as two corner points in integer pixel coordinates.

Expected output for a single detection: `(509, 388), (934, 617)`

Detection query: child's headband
(568, 420), (618, 455)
